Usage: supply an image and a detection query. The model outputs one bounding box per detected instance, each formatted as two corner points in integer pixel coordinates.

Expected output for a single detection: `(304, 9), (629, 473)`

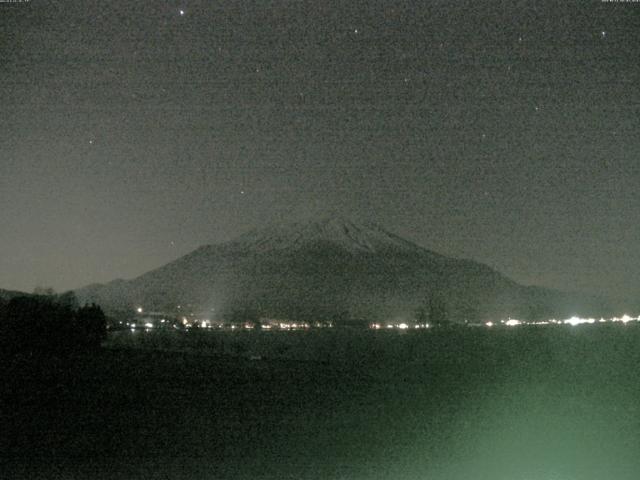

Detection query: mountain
(75, 216), (612, 324)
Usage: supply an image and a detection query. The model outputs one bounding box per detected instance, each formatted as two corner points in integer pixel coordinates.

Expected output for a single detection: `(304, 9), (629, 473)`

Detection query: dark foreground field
(2, 325), (640, 480)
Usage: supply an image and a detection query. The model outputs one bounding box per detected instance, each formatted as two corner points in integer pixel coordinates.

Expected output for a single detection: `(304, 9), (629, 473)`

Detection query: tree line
(0, 291), (107, 358)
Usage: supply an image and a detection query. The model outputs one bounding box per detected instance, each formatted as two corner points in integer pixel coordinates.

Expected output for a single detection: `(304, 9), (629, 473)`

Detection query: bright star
(179, 9), (185, 16)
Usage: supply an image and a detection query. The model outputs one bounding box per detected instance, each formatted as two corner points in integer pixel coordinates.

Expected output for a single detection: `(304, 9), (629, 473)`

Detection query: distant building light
(136, 307), (143, 314)
(563, 316), (594, 326)
(505, 319), (521, 327)
(398, 323), (409, 330)
(485, 322), (493, 327)
(144, 322), (153, 329)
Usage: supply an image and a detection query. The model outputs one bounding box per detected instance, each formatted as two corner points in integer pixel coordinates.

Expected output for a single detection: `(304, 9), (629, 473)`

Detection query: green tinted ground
(2, 325), (640, 480)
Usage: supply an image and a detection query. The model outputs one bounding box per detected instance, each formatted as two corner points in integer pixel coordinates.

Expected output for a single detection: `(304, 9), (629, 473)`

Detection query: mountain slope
(75, 217), (612, 323)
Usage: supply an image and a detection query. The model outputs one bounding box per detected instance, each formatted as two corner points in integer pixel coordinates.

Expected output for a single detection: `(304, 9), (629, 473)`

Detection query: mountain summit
(76, 216), (611, 323)
(230, 216), (425, 254)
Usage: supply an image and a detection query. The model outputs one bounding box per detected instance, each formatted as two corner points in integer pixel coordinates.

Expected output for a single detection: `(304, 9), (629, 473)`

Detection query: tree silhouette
(415, 306), (428, 324)
(75, 303), (107, 348)
(0, 295), (107, 359)
(57, 291), (80, 310)
(428, 296), (449, 327)
(33, 286), (56, 297)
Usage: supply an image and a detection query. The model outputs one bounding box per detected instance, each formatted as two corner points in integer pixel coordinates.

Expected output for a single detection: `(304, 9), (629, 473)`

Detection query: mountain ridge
(75, 217), (614, 323)
(229, 216), (431, 255)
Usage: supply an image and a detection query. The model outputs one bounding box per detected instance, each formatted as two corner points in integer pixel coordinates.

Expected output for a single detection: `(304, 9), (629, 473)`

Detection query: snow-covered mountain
(231, 216), (426, 254)
(76, 216), (612, 323)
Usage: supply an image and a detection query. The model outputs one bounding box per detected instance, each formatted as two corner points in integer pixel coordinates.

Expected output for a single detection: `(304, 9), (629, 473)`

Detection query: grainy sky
(1, 0), (638, 300)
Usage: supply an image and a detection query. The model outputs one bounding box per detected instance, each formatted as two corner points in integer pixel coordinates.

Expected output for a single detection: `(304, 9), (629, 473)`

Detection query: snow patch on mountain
(229, 216), (425, 254)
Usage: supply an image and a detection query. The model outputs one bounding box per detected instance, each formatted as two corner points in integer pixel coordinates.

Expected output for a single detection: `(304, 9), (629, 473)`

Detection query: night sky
(1, 1), (639, 300)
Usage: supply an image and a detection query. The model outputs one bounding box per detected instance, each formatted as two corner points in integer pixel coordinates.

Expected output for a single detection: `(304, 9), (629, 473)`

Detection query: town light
(564, 316), (594, 326)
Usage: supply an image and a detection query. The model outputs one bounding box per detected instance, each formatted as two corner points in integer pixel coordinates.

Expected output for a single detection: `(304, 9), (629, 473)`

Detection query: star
(354, 28), (359, 34)
(179, 9), (185, 16)
(89, 139), (94, 145)
(600, 31), (607, 38)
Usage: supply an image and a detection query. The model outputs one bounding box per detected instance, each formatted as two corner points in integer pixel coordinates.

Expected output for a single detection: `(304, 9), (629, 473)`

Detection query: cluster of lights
(492, 314), (640, 328)
(179, 320), (315, 331)
(132, 307), (331, 331)
(131, 306), (638, 332)
(370, 323), (429, 330)
(369, 315), (640, 330)
(271, 322), (310, 330)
